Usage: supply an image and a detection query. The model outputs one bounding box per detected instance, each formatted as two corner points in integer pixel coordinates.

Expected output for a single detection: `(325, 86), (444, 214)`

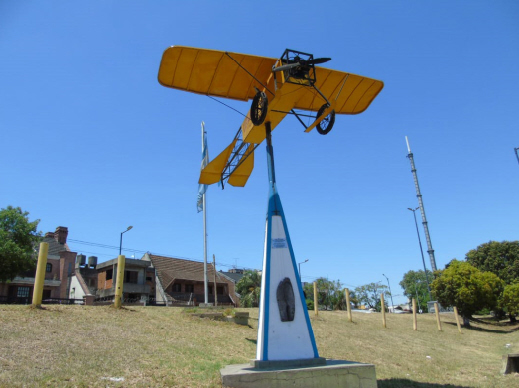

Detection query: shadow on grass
(245, 338), (257, 345)
(378, 378), (468, 388)
(456, 318), (519, 334)
(437, 317), (519, 334)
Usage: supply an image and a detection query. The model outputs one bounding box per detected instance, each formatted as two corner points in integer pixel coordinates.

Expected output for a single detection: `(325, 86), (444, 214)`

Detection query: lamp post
(415, 280), (422, 313)
(119, 226), (133, 255)
(298, 259), (309, 279)
(382, 274), (395, 313)
(408, 207), (432, 300)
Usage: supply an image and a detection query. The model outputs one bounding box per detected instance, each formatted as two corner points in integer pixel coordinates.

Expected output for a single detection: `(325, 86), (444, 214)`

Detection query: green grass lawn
(0, 305), (517, 387)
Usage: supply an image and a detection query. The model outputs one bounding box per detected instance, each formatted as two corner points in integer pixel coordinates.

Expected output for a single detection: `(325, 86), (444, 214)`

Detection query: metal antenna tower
(405, 136), (437, 272)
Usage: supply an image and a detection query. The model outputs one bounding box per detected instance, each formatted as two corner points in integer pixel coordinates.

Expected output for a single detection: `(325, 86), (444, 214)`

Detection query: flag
(197, 123), (209, 212)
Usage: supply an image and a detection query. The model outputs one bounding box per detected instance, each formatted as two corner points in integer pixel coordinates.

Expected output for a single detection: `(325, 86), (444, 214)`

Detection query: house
(143, 253), (238, 306)
(219, 268), (245, 285)
(0, 226), (77, 303)
(94, 257), (155, 303)
(68, 255), (99, 300)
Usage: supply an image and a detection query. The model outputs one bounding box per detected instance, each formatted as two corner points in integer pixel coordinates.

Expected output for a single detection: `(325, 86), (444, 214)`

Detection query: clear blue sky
(1, 1), (518, 304)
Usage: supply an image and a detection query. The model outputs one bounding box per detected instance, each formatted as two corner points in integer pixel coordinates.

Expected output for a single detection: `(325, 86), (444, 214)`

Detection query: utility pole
(405, 136), (437, 272)
(515, 147), (519, 165)
(382, 274), (395, 312)
(213, 254), (217, 307)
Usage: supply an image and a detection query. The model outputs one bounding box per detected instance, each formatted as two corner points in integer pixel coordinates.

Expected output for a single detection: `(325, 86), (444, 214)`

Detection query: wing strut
(225, 52), (275, 97)
(220, 126), (260, 188)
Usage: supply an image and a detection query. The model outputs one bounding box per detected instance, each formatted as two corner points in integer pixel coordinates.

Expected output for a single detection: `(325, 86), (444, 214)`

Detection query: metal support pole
(202, 125), (209, 305)
(32, 242), (49, 307)
(409, 207), (433, 301)
(381, 293), (386, 328)
(119, 226), (133, 256)
(265, 122), (276, 187)
(213, 254), (217, 307)
(382, 274), (395, 312)
(406, 137), (437, 272)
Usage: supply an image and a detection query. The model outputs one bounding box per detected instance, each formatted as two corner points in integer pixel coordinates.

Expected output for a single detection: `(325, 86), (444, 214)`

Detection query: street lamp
(408, 207), (432, 300)
(119, 226), (133, 255)
(415, 280), (422, 313)
(382, 274), (395, 312)
(298, 259), (309, 279)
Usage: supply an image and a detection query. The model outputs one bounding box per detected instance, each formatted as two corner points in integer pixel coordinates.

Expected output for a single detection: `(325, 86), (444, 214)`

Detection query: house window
(146, 277), (152, 282)
(125, 271), (138, 284)
(217, 286), (224, 295)
(17, 286), (30, 298)
(106, 269), (113, 280)
(185, 284), (194, 293)
(46, 263), (52, 273)
(208, 286), (213, 295)
(172, 283), (181, 292)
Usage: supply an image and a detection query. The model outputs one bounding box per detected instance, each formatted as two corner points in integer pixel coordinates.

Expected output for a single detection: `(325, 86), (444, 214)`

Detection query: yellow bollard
(453, 306), (462, 334)
(345, 288), (352, 322)
(381, 293), (387, 328)
(313, 281), (318, 316)
(114, 255), (126, 308)
(412, 298), (417, 331)
(32, 242), (49, 307)
(434, 302), (442, 331)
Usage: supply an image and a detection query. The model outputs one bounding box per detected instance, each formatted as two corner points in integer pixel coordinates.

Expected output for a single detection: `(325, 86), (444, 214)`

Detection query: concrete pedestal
(221, 359), (377, 388)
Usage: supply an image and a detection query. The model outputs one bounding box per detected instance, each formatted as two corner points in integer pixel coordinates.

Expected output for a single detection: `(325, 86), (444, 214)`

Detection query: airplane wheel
(316, 103), (335, 135)
(251, 91), (268, 126)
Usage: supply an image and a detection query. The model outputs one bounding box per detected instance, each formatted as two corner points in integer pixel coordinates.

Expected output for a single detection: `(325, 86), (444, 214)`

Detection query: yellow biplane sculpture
(158, 46), (384, 187)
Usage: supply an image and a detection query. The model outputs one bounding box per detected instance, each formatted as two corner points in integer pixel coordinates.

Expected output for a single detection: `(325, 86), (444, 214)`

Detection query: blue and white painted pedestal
(221, 123), (378, 387)
(255, 124), (320, 363)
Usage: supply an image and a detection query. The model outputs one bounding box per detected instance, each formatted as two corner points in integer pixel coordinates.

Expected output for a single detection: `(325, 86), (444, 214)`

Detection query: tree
(465, 241), (519, 285)
(235, 270), (261, 307)
(431, 260), (504, 327)
(354, 282), (390, 311)
(0, 206), (41, 282)
(399, 269), (433, 312)
(303, 278), (347, 310)
(500, 283), (519, 323)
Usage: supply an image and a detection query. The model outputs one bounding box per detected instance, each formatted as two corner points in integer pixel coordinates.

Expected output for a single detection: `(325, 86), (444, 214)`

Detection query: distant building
(68, 254), (99, 300)
(143, 253), (238, 306)
(219, 268), (245, 285)
(0, 226), (76, 303)
(94, 257), (155, 303)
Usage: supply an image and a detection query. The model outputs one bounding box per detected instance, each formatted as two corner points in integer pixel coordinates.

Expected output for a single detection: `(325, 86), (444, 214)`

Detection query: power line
(68, 239), (360, 286)
(67, 238), (258, 271)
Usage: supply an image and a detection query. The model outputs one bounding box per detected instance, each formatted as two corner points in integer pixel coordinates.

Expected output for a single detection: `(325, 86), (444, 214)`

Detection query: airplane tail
(198, 137), (256, 187)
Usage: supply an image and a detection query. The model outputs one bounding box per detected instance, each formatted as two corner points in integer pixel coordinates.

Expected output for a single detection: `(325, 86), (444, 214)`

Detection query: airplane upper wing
(293, 67), (384, 115)
(158, 46), (277, 101)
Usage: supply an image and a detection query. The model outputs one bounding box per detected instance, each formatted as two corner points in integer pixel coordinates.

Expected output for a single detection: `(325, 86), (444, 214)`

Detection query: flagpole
(202, 122), (208, 305)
